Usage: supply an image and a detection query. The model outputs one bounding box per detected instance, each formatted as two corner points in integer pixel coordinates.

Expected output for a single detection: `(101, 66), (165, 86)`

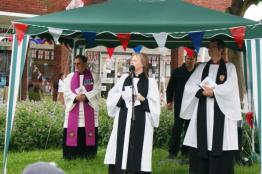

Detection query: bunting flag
(133, 45), (143, 53)
(184, 47), (195, 58)
(66, 0), (84, 10)
(117, 33), (131, 51)
(153, 32), (168, 56)
(2, 34), (30, 174)
(230, 26), (246, 49)
(246, 112), (254, 129)
(107, 47), (115, 58)
(48, 27), (63, 44)
(188, 31), (204, 53)
(13, 23), (28, 45)
(153, 32), (168, 48)
(83, 32), (96, 48)
(245, 38), (262, 170)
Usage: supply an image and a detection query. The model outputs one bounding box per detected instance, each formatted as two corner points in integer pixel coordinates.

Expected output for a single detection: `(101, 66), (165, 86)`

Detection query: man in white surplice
(180, 39), (242, 174)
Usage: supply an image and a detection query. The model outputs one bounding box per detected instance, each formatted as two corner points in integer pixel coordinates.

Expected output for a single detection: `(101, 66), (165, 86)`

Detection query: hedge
(0, 98), (173, 151)
(0, 98), (258, 160)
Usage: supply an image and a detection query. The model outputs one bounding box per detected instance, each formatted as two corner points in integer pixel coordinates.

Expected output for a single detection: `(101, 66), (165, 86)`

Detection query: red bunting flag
(229, 26), (246, 49)
(14, 23), (29, 45)
(184, 47), (195, 58)
(107, 47), (115, 58)
(246, 112), (254, 129)
(117, 33), (131, 51)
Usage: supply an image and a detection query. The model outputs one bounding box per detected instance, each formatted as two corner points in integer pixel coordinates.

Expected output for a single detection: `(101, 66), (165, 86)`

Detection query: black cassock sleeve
(166, 70), (175, 103)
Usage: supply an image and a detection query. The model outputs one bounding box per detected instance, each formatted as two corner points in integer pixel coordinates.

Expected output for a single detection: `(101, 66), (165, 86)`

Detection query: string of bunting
(11, 22), (248, 59)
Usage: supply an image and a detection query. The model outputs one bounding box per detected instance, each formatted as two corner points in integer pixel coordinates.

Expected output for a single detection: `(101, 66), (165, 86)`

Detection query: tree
(225, 0), (262, 101)
(227, 0), (262, 16)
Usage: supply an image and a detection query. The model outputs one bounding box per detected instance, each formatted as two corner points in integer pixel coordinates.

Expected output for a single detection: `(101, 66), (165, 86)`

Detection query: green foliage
(0, 98), (260, 159)
(241, 118), (260, 162)
(97, 99), (113, 147)
(0, 99), (64, 151)
(154, 107), (173, 148)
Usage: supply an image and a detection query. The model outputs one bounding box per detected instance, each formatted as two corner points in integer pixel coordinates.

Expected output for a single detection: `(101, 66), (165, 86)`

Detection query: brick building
(0, 0), (233, 101)
(0, 0), (104, 100)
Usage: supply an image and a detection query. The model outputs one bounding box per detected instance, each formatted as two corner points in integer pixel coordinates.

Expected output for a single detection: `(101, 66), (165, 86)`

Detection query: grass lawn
(0, 148), (259, 174)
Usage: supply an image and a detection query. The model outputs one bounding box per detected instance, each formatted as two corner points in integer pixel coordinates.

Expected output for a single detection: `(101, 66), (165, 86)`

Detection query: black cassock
(104, 73), (160, 173)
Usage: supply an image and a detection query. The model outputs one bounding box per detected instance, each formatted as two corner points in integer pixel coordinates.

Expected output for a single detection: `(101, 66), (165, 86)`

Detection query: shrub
(0, 98), (259, 158)
(0, 99), (64, 151)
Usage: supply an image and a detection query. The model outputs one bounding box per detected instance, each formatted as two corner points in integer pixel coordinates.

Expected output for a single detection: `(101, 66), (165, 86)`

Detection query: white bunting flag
(153, 32), (168, 48)
(153, 32), (168, 55)
(66, 0), (84, 10)
(48, 27), (63, 45)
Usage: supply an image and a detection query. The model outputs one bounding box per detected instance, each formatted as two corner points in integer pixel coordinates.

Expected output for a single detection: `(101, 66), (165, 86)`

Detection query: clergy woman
(63, 55), (100, 160)
(104, 53), (160, 174)
(180, 39), (242, 174)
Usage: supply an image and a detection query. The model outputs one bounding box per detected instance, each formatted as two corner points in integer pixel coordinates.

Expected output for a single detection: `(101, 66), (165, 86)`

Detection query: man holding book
(180, 39), (242, 174)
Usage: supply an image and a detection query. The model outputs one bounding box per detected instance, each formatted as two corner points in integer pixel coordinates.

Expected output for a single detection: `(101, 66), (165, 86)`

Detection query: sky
(244, 2), (262, 21)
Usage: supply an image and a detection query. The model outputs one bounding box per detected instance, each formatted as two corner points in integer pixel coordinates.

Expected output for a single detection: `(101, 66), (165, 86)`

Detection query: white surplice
(180, 63), (242, 151)
(104, 74), (160, 172)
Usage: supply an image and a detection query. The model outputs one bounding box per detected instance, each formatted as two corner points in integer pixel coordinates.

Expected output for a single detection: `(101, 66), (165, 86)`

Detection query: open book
(199, 76), (217, 89)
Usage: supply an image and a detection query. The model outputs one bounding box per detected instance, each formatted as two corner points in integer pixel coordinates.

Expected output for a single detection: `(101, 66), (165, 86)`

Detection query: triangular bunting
(246, 112), (254, 129)
(66, 0), (84, 10)
(229, 26), (246, 49)
(117, 33), (131, 51)
(133, 45), (143, 53)
(14, 23), (28, 45)
(107, 47), (115, 58)
(184, 47), (195, 58)
(83, 32), (96, 48)
(153, 32), (168, 55)
(188, 31), (204, 53)
(48, 27), (63, 45)
(153, 32), (168, 48)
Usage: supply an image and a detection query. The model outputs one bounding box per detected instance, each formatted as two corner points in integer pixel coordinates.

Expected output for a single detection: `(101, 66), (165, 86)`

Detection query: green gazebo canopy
(16, 0), (262, 50)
